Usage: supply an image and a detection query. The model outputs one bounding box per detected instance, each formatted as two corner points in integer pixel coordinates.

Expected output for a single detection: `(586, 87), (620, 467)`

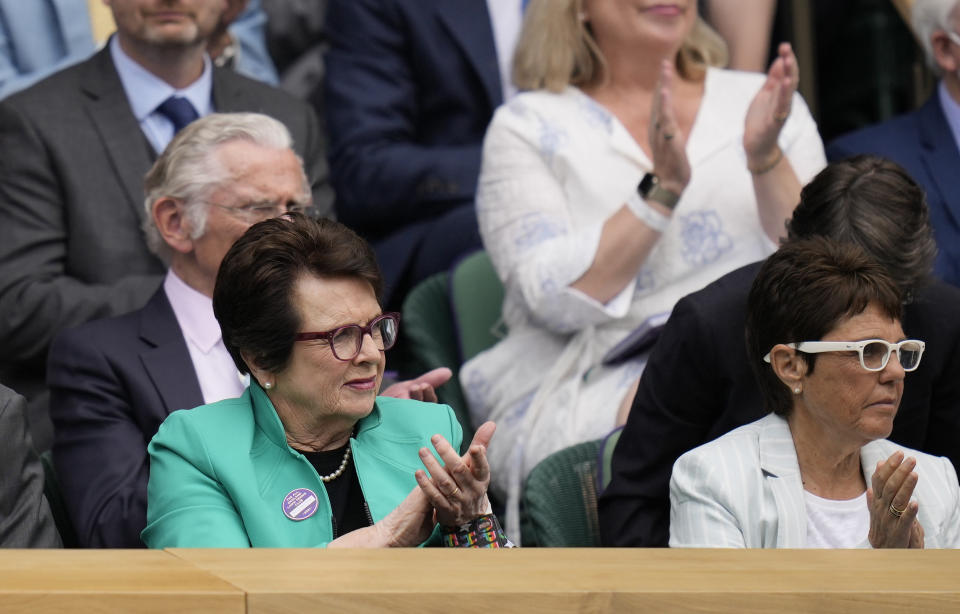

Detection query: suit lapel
(916, 94), (960, 227)
(137, 288), (205, 415)
(435, 0), (502, 110)
(758, 414), (807, 547)
(78, 47), (155, 222)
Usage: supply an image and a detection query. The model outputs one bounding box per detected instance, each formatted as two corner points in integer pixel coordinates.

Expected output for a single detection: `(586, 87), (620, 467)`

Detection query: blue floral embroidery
(635, 269), (656, 292)
(538, 117), (569, 164)
(512, 212), (564, 251)
(463, 369), (490, 411)
(678, 210), (733, 266)
(507, 98), (528, 117)
(578, 95), (613, 133)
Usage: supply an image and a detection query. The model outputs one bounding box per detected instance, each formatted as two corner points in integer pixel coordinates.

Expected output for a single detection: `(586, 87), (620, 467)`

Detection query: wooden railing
(3, 548), (960, 613)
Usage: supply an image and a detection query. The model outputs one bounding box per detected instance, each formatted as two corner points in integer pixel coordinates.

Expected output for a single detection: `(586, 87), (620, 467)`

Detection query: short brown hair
(745, 238), (903, 417)
(786, 155), (936, 295)
(213, 214), (382, 375)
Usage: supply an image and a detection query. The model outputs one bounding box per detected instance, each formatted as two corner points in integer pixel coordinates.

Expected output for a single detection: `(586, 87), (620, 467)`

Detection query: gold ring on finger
(774, 111), (789, 122)
(450, 486), (461, 497)
(888, 503), (905, 518)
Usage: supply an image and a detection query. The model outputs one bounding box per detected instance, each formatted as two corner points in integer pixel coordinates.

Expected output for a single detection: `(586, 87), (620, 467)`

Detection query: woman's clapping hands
(416, 421), (496, 528)
(743, 42), (798, 171)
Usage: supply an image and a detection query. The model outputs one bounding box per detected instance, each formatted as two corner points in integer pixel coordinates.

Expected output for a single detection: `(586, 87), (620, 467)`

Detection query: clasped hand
(867, 451), (924, 548)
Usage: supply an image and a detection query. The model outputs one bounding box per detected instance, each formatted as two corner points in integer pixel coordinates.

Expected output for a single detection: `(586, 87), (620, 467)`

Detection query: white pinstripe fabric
(669, 413), (960, 548)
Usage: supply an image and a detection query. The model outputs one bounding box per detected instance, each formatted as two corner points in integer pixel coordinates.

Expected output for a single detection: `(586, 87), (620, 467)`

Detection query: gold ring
(888, 503), (905, 518)
(774, 112), (789, 122)
(450, 486), (461, 497)
(663, 132), (675, 140)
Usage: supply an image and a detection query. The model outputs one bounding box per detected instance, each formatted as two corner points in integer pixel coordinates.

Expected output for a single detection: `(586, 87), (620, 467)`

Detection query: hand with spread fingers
(649, 59), (691, 197)
(743, 42), (799, 173)
(867, 451), (924, 548)
(415, 421), (496, 528)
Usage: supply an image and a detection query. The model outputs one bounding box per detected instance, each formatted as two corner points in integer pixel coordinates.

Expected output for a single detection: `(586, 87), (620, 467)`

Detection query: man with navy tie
(0, 0), (329, 450)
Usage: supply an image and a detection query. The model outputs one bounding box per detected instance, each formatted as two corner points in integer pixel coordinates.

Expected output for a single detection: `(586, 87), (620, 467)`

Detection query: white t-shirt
(804, 490), (869, 548)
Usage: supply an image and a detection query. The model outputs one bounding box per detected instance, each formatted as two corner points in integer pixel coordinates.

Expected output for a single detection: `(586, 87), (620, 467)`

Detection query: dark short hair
(786, 155), (937, 294)
(745, 237), (903, 417)
(213, 214), (383, 375)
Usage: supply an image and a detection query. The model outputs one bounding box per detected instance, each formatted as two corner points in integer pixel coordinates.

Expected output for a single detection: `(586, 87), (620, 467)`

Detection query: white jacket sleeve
(476, 106), (636, 335)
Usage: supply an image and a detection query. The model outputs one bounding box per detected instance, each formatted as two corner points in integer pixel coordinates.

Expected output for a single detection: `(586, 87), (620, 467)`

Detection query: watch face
(638, 172), (658, 196)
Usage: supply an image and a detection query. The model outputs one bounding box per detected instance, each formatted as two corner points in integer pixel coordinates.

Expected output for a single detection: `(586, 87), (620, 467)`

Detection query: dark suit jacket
(827, 93), (960, 287)
(598, 262), (960, 547)
(0, 383), (61, 547)
(323, 0), (497, 301)
(0, 46), (330, 449)
(47, 287), (203, 548)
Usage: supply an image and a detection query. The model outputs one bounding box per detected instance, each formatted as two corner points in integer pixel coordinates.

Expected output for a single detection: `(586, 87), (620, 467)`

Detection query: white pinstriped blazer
(669, 414), (960, 548)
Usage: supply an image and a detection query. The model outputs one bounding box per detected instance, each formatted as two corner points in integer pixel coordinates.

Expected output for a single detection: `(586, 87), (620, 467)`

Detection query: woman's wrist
(747, 146), (783, 175)
(440, 513), (515, 548)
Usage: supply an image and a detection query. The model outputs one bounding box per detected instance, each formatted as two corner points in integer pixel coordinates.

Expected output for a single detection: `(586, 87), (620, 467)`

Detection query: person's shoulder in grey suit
(0, 383), (61, 547)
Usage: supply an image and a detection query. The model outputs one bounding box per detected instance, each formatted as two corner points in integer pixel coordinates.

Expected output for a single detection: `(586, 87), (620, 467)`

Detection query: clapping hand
(743, 42), (798, 171)
(415, 421), (496, 528)
(867, 451), (925, 549)
(649, 59), (691, 196)
(380, 367), (452, 403)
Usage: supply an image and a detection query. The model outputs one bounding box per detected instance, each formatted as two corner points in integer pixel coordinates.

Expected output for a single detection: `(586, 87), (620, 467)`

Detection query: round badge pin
(282, 488), (319, 521)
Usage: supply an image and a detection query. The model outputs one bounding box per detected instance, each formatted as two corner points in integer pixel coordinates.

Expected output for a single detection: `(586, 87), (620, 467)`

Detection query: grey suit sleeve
(0, 385), (61, 547)
(0, 101), (162, 362)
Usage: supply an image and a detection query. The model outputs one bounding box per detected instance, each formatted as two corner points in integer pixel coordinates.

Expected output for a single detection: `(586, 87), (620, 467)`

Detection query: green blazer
(141, 384), (463, 547)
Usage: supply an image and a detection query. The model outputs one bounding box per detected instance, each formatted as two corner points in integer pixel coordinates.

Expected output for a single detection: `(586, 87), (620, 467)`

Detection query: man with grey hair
(827, 0), (960, 287)
(0, 0), (330, 453)
(46, 113), (449, 548)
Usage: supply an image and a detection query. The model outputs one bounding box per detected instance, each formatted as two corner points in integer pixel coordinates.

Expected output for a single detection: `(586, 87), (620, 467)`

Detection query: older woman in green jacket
(142, 215), (506, 548)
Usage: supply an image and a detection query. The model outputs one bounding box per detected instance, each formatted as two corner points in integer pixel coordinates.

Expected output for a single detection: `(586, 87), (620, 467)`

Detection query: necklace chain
(319, 445), (352, 483)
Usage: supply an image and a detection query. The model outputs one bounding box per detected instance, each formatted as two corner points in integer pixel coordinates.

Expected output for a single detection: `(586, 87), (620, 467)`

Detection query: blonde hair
(512, 0), (729, 92)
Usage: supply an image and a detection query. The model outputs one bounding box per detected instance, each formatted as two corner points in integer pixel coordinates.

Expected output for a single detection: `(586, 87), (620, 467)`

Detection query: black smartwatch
(638, 172), (681, 210)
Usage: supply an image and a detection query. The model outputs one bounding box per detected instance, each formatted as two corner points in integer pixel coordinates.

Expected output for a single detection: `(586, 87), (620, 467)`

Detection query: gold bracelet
(748, 147), (783, 175)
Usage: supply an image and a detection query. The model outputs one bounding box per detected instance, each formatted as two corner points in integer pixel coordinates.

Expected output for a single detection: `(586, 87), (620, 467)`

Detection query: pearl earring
(264, 382), (273, 390)
(793, 386), (801, 394)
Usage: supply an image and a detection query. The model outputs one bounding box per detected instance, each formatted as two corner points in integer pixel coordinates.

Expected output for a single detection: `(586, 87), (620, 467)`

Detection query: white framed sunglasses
(763, 339), (926, 372)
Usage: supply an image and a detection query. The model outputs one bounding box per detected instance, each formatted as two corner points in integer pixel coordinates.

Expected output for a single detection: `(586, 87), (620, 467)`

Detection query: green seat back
(520, 439), (602, 547)
(449, 251), (505, 363)
(598, 426), (623, 492)
(400, 271), (473, 449)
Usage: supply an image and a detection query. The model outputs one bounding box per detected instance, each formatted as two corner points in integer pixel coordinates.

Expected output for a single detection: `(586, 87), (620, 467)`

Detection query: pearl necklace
(319, 446), (352, 483)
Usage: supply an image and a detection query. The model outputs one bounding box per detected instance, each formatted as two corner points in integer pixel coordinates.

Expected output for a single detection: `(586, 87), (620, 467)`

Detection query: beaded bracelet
(441, 513), (515, 548)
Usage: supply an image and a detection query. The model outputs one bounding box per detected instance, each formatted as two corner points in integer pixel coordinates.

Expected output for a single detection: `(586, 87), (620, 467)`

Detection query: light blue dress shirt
(937, 80), (960, 156)
(110, 37), (214, 154)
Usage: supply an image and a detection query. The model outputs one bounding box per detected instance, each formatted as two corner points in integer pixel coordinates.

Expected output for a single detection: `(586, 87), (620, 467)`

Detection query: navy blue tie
(156, 96), (199, 133)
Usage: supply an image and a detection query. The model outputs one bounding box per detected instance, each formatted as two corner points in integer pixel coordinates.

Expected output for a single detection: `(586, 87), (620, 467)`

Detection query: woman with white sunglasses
(669, 237), (959, 548)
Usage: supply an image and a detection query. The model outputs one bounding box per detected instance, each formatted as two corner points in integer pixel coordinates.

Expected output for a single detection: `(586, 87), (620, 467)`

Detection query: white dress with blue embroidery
(460, 68), (826, 534)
